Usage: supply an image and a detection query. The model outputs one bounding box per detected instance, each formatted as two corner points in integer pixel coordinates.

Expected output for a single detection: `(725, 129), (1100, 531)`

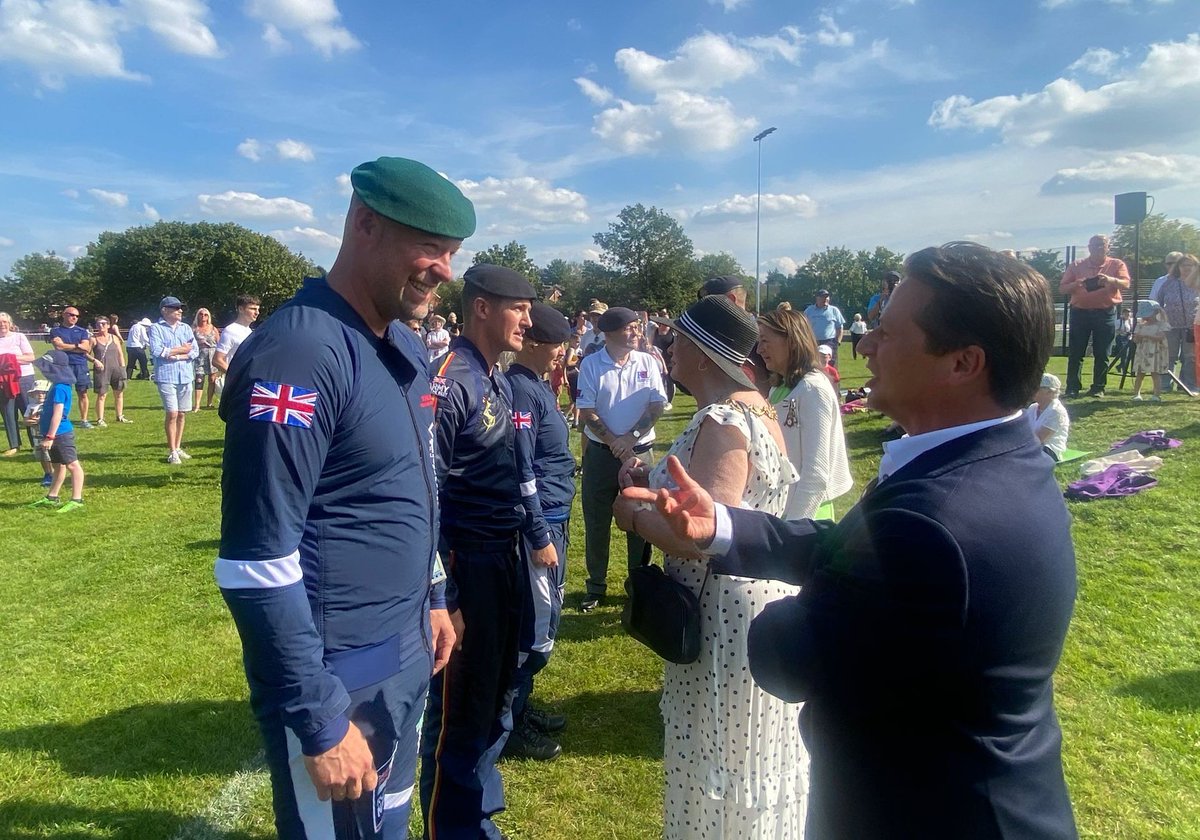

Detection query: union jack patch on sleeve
(249, 380), (319, 428)
(512, 410), (533, 430)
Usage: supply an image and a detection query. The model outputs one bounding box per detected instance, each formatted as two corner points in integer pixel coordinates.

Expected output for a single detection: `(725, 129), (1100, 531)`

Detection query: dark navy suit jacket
(713, 418), (1078, 839)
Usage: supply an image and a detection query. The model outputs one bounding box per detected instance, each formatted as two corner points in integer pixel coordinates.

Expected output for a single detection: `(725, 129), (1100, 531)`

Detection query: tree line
(3, 211), (1197, 328)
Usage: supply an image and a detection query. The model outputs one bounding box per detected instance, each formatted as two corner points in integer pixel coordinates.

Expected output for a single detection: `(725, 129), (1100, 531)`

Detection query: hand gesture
(620, 455), (717, 547)
(618, 456), (649, 489)
(303, 721), (377, 801)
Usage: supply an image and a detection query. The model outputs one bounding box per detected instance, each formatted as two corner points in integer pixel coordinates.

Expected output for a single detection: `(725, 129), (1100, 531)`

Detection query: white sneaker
(117, 415), (133, 424)
(96, 419), (108, 428)
(1131, 394), (1144, 402)
(663, 402), (673, 411)
(176, 448), (193, 460)
(166, 451), (182, 465)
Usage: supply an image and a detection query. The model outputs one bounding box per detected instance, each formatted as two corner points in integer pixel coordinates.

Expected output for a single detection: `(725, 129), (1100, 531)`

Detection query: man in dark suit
(620, 242), (1078, 839)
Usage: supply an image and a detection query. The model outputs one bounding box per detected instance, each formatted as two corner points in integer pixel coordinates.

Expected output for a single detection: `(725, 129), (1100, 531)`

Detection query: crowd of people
(4, 150), (1195, 837)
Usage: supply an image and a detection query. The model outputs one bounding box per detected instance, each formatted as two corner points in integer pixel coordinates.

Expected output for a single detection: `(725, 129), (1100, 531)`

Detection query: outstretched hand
(619, 455), (717, 548)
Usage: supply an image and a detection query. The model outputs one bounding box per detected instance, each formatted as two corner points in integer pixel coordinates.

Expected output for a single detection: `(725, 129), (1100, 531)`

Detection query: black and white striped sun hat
(650, 295), (758, 390)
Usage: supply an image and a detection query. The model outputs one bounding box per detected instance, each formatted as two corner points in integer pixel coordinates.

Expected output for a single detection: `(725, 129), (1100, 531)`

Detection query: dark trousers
(126, 346), (149, 378)
(1, 375), (31, 450)
(1066, 307), (1117, 394)
(420, 538), (521, 840)
(260, 653), (429, 839)
(1163, 327), (1196, 391)
(850, 333), (863, 359)
(582, 438), (648, 597)
(512, 520), (569, 724)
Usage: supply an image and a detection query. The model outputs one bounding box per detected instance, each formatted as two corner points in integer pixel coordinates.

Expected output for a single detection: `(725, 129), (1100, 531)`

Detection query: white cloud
(61, 188), (79, 199)
(66, 244), (86, 256)
(262, 22), (289, 52)
(694, 192), (819, 221)
(963, 231), (1014, 241)
(335, 172), (352, 196)
(708, 0), (750, 11)
(616, 32), (758, 92)
(740, 26), (804, 63)
(87, 188), (129, 207)
(815, 14), (853, 48)
(275, 138), (315, 162)
(245, 0), (360, 59)
(566, 17), (581, 30)
(237, 138), (263, 161)
(0, 236), (14, 248)
(575, 77), (614, 105)
(455, 176), (589, 227)
(1041, 152), (1200, 193)
(123, 0), (220, 57)
(1067, 47), (1121, 78)
(198, 190), (315, 222)
(929, 35), (1200, 149)
(142, 203), (159, 220)
(591, 89), (756, 154)
(0, 0), (219, 88)
(767, 256), (799, 275)
(270, 226), (341, 250)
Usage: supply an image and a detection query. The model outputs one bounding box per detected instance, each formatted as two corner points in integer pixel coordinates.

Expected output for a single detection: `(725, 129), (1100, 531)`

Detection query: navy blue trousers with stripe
(260, 652), (429, 839)
(511, 519), (568, 724)
(420, 539), (521, 840)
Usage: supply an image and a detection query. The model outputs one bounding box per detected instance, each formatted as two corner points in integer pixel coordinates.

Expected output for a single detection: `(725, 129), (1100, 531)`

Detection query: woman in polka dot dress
(619, 296), (806, 838)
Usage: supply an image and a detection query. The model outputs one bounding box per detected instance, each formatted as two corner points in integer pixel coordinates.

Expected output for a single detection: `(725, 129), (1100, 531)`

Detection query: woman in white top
(1025, 372), (1070, 459)
(848, 312), (868, 359)
(756, 308), (853, 520)
(425, 314), (451, 363)
(0, 311), (36, 455)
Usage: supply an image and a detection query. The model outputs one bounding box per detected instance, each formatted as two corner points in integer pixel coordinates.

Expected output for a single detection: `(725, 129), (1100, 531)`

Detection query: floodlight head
(753, 127), (777, 142)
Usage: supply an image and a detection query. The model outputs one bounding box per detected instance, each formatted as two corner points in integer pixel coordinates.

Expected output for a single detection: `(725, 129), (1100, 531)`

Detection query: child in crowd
(28, 351), (86, 512)
(1025, 373), (1070, 461)
(23, 380), (54, 487)
(1131, 300), (1169, 402)
(818, 344), (840, 385)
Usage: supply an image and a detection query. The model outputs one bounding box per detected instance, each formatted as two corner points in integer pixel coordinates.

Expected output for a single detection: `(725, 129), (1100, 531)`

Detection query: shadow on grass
(0, 699), (259, 778)
(556, 607), (627, 645)
(0, 800), (262, 840)
(1114, 669), (1200, 712)
(549, 689), (663, 760)
(187, 537), (221, 551)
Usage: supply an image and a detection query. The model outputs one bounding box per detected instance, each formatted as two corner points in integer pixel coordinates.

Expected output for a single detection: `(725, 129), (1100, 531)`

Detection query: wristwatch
(631, 429), (642, 440)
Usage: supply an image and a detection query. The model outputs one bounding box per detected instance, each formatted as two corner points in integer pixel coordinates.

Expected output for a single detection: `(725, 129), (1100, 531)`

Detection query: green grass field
(0, 351), (1197, 839)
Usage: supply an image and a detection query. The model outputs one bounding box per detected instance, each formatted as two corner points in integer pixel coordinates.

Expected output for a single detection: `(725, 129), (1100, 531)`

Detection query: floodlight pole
(753, 126), (777, 315)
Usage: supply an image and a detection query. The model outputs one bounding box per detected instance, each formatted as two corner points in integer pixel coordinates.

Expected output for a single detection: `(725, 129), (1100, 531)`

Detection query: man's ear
(946, 344), (987, 386)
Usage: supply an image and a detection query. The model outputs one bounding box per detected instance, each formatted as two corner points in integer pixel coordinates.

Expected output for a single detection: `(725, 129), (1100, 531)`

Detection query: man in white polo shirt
(576, 306), (667, 612)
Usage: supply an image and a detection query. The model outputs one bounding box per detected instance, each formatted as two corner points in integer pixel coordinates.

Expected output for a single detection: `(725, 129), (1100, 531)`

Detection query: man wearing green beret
(217, 156), (474, 839)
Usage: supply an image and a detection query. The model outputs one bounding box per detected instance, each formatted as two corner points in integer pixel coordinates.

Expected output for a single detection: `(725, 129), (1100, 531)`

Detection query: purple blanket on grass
(1066, 464), (1158, 500)
(1110, 430), (1182, 451)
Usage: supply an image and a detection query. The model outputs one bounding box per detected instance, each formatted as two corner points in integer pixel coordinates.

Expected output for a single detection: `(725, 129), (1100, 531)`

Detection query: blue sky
(1, 0), (1197, 282)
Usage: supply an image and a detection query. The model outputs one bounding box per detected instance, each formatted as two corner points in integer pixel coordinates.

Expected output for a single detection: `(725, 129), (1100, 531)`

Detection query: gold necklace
(717, 397), (777, 420)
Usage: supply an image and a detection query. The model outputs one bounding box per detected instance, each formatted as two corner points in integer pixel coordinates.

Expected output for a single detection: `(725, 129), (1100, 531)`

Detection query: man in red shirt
(1059, 234), (1130, 397)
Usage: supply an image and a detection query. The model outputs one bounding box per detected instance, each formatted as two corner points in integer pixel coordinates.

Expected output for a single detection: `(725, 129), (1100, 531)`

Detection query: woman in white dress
(756, 308), (852, 521)
(616, 295), (807, 838)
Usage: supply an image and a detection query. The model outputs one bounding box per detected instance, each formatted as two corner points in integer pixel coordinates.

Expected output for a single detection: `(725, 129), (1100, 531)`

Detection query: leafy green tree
(1020, 249), (1065, 291)
(787, 246), (872, 318)
(593, 204), (698, 312)
(1110, 214), (1200, 280)
(471, 241), (540, 282)
(78, 221), (316, 322)
(0, 251), (91, 323)
(435, 279), (464, 320)
(540, 259), (585, 312)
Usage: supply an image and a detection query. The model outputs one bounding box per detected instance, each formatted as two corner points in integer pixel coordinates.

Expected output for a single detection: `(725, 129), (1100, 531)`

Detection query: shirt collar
(878, 412), (1022, 481)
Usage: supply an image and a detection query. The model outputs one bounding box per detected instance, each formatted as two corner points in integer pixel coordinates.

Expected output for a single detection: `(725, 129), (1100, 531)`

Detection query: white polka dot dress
(649, 402), (807, 839)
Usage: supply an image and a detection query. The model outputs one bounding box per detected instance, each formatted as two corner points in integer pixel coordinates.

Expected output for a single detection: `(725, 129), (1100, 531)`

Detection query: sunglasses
(64, 312), (80, 317)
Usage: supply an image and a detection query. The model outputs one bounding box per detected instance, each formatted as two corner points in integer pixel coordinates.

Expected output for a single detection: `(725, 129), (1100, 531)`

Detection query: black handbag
(621, 543), (708, 664)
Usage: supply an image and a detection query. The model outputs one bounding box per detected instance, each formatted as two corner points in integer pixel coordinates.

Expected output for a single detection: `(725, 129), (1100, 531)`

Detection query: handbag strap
(638, 540), (714, 596)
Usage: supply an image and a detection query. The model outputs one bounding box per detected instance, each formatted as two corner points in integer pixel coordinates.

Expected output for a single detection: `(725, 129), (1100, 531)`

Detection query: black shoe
(502, 723), (561, 761)
(580, 593), (604, 613)
(1063, 390), (1080, 399)
(525, 705), (567, 734)
(1087, 388), (1105, 397)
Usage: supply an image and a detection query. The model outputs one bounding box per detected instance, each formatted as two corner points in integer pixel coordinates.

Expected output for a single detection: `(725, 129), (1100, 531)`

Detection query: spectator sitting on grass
(28, 351), (86, 512)
(23, 380), (53, 487)
(1025, 373), (1070, 461)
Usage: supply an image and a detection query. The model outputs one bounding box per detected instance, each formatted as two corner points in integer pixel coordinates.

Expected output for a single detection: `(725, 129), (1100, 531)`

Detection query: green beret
(351, 157), (476, 240)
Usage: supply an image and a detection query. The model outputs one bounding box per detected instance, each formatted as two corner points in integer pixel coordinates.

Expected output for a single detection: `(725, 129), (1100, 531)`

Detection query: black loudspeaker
(1114, 192), (1147, 226)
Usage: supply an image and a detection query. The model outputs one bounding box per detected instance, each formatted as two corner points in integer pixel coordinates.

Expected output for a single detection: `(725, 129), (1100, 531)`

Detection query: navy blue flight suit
(505, 362), (576, 725)
(420, 336), (525, 840)
(217, 277), (443, 839)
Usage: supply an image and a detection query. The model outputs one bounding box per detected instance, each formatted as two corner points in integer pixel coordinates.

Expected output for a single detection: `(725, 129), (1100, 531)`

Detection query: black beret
(462, 264), (538, 300)
(700, 275), (743, 296)
(598, 306), (638, 333)
(351, 157), (476, 240)
(526, 302), (573, 344)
